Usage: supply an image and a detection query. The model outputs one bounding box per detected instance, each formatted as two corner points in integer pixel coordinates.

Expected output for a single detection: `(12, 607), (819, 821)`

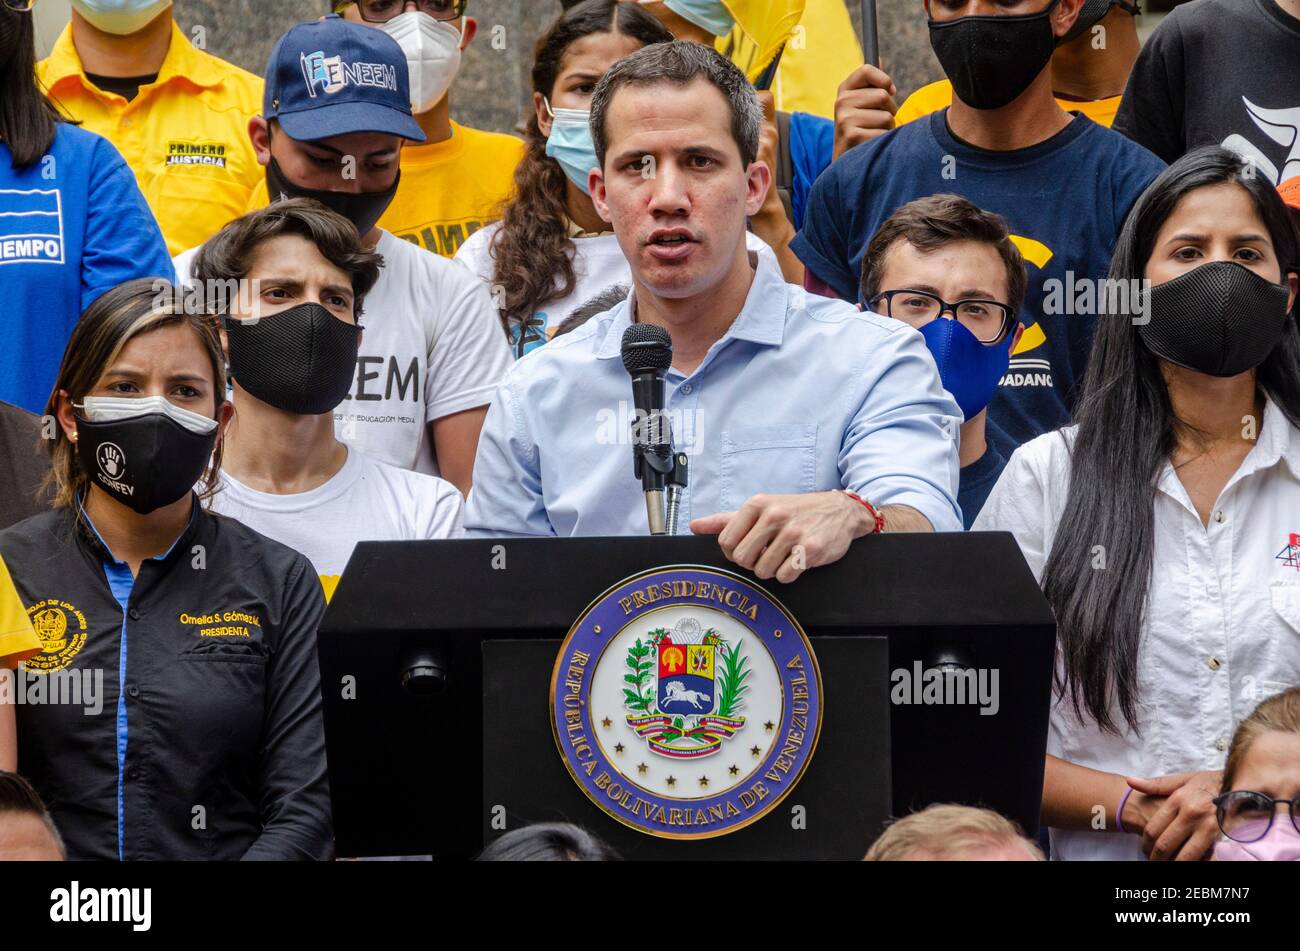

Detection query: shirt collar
(1155, 394), (1300, 499)
(42, 20), (226, 95)
(594, 248), (789, 361)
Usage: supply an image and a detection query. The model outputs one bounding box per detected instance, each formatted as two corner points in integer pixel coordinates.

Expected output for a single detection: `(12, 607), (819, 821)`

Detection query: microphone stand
(664, 453), (689, 536)
(633, 410), (675, 535)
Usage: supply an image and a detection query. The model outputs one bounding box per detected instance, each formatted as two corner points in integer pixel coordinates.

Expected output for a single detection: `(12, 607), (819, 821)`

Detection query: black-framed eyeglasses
(1213, 790), (1300, 843)
(2, 0), (36, 12)
(334, 0), (466, 23)
(868, 289), (1014, 345)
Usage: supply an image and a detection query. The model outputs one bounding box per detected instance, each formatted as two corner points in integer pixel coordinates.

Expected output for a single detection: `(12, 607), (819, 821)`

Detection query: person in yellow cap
(0, 555), (40, 772)
(36, 1), (264, 256)
(327, 0), (526, 258)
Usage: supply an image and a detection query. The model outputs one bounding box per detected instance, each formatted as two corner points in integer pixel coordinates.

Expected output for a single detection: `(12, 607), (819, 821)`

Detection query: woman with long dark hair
(0, 279), (332, 859)
(0, 0), (172, 417)
(455, 0), (673, 357)
(976, 146), (1300, 861)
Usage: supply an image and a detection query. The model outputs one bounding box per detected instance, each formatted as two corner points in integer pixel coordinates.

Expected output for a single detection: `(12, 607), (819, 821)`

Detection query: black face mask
(76, 413), (217, 515)
(929, 0), (1062, 111)
(265, 157), (398, 238)
(1140, 261), (1293, 377)
(225, 303), (361, 415)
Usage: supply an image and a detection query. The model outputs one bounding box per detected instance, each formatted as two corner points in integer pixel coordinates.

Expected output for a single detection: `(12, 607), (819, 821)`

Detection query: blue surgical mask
(71, 0), (172, 36)
(544, 100), (599, 196)
(918, 319), (1011, 421)
(664, 0), (736, 37)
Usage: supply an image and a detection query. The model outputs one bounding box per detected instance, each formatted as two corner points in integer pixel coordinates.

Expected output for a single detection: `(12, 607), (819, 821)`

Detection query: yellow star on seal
(614, 743), (624, 754)
(728, 764), (739, 776)
(637, 762), (648, 775)
(750, 746), (761, 757)
(601, 717), (612, 728)
(667, 775), (677, 787)
(699, 776), (710, 788)
(764, 721), (774, 732)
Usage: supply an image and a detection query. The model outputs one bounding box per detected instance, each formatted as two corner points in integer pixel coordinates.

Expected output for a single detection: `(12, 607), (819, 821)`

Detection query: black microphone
(621, 324), (674, 535)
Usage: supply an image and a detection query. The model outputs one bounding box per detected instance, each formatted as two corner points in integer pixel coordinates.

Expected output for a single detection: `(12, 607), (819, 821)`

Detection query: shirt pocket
(1264, 582), (1300, 698)
(718, 424), (818, 512)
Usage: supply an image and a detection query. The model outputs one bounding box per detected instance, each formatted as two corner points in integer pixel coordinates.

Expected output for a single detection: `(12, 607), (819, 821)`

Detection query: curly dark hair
(489, 0), (671, 353)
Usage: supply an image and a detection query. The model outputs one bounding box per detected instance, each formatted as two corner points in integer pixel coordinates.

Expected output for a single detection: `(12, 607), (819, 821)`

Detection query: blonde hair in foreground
(1222, 686), (1300, 794)
(864, 803), (1045, 861)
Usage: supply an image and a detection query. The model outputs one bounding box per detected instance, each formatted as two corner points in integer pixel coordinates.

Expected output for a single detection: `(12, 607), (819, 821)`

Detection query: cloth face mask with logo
(381, 10), (462, 115)
(544, 99), (600, 196)
(74, 395), (218, 515)
(71, 0), (172, 36)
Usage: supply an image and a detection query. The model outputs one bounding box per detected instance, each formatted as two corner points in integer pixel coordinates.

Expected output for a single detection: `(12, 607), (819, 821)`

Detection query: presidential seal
(550, 566), (822, 839)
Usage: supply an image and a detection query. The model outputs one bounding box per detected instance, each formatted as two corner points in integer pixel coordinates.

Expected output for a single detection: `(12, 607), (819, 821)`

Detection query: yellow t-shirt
(378, 121), (524, 258)
(244, 120), (524, 259)
(895, 79), (1122, 129)
(0, 556), (39, 669)
(38, 21), (265, 256)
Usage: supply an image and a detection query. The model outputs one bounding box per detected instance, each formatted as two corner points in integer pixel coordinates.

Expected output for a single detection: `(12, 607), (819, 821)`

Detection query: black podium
(318, 533), (1055, 860)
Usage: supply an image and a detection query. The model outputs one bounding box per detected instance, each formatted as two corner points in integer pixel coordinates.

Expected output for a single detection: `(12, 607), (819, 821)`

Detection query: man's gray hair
(589, 40), (762, 170)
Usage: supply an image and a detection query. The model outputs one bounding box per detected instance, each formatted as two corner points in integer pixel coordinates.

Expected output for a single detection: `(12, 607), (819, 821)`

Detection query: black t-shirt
(0, 401), (51, 530)
(84, 71), (159, 103)
(1114, 0), (1300, 190)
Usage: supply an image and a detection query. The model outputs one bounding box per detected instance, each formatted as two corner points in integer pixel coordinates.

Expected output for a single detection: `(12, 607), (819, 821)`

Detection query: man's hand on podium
(690, 490), (878, 584)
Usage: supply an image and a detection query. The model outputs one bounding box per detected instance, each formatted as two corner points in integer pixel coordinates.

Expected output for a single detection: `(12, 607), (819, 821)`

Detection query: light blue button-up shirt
(464, 253), (963, 537)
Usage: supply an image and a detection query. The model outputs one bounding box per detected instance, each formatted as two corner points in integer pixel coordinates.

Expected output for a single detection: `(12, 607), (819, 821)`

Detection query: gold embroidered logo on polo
(25, 600), (89, 674)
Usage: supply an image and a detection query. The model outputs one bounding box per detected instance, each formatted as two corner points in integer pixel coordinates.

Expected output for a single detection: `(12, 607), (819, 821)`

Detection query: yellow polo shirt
(38, 20), (264, 255)
(379, 121), (523, 257)
(243, 120), (523, 258)
(0, 556), (38, 669)
(895, 79), (1122, 129)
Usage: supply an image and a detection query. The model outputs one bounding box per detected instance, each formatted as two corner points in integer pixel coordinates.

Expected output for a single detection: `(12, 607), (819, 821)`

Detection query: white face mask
(381, 11), (463, 116)
(77, 395), (218, 435)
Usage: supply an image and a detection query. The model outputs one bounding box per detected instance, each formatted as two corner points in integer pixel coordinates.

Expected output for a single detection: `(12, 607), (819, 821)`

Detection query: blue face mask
(918, 318), (1012, 421)
(665, 0), (736, 37)
(71, 0), (171, 36)
(544, 102), (599, 196)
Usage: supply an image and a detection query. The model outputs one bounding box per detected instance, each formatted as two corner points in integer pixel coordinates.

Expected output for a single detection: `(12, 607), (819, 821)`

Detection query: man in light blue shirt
(464, 41), (962, 583)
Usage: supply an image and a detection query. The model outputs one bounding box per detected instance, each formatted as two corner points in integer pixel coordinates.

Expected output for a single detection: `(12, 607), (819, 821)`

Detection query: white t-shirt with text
(175, 228), (513, 475)
(210, 447), (464, 600)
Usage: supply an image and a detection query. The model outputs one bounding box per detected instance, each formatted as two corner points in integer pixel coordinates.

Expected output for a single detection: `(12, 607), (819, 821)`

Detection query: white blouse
(974, 397), (1300, 861)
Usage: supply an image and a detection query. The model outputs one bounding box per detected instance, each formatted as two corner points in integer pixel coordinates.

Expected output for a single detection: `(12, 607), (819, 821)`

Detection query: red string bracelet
(843, 490), (886, 535)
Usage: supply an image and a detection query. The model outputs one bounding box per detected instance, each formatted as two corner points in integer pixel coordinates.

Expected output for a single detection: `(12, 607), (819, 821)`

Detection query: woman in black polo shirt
(0, 278), (332, 860)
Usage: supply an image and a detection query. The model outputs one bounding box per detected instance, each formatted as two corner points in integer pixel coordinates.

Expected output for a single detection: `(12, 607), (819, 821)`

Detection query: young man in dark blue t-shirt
(860, 195), (1027, 528)
(793, 0), (1165, 452)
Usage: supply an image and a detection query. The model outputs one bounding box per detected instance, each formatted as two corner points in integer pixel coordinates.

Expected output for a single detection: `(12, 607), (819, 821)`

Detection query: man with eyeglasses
(321, 0), (524, 258)
(35, 0), (264, 255)
(860, 195), (1027, 528)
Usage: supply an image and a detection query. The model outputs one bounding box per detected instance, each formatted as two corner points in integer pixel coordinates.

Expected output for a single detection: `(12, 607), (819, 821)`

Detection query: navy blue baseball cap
(263, 15), (425, 143)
